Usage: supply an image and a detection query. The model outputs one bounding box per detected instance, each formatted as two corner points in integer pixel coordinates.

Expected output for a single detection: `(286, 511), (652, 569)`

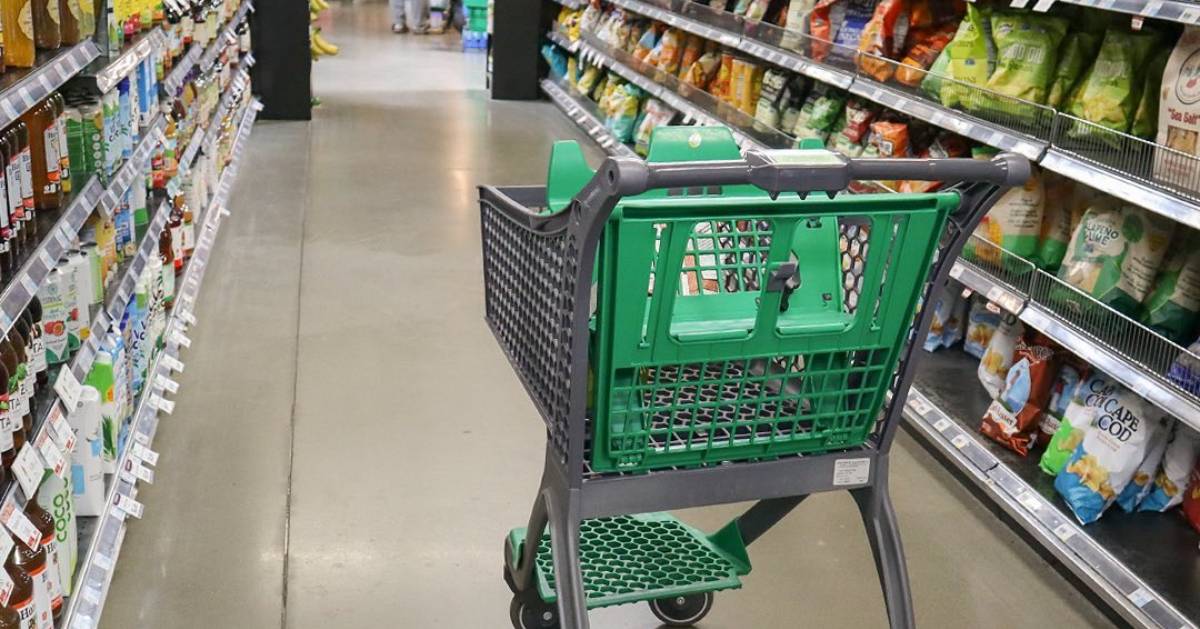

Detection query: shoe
(412, 25), (429, 34)
(392, 23), (408, 34)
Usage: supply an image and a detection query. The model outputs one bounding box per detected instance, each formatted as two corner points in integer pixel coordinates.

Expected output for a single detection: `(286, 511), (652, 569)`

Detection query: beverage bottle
(4, 329), (30, 444)
(31, 0), (60, 50)
(1, 0), (36, 68)
(0, 335), (28, 445)
(9, 534), (54, 629)
(27, 298), (45, 388)
(50, 96), (69, 197)
(13, 314), (35, 420)
(3, 552), (35, 629)
(0, 355), (13, 476)
(158, 224), (173, 308)
(15, 123), (35, 247)
(0, 605), (19, 629)
(22, 103), (60, 212)
(3, 128), (23, 262)
(24, 503), (62, 621)
(168, 197), (182, 270)
(0, 134), (13, 276)
(56, 0), (77, 44)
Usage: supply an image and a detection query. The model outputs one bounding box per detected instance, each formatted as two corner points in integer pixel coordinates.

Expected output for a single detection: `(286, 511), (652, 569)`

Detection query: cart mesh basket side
(590, 194), (953, 472)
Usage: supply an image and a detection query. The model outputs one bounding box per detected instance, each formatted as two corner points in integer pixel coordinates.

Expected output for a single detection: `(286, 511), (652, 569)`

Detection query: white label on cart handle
(832, 458), (870, 486)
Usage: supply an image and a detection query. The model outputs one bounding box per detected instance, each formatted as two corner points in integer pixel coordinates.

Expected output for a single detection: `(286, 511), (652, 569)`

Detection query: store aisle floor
(102, 3), (1118, 627)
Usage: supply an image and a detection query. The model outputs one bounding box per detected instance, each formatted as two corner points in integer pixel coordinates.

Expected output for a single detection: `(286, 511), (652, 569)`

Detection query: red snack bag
(809, 0), (839, 61)
(980, 333), (1060, 456)
(895, 22), (957, 86)
(909, 0), (965, 28)
(1182, 460), (1200, 534)
(856, 0), (911, 82)
(899, 132), (968, 193)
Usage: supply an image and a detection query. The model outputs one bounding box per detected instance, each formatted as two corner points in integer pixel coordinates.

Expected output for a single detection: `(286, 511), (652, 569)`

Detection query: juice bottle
(12, 316), (34, 420)
(2, 0), (37, 68)
(3, 128), (22, 262)
(27, 298), (45, 388)
(3, 552), (34, 629)
(31, 0), (59, 50)
(0, 336), (27, 443)
(158, 224), (173, 308)
(51, 95), (69, 196)
(83, 350), (114, 470)
(167, 196), (182, 270)
(22, 103), (59, 212)
(15, 123), (34, 247)
(0, 134), (12, 275)
(56, 0), (77, 44)
(180, 199), (193, 261)
(23, 503), (62, 621)
(0, 356), (12, 478)
(0, 605), (18, 629)
(4, 330), (29, 445)
(9, 534), (54, 629)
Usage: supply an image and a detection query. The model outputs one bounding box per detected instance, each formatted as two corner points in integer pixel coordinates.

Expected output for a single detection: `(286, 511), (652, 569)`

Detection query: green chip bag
(940, 4), (995, 109)
(921, 48), (950, 101)
(984, 11), (1070, 106)
(1131, 47), (1172, 139)
(1142, 231), (1200, 343)
(1033, 171), (1077, 271)
(966, 166), (1045, 262)
(1066, 28), (1160, 135)
(1058, 200), (1174, 316)
(1046, 31), (1101, 109)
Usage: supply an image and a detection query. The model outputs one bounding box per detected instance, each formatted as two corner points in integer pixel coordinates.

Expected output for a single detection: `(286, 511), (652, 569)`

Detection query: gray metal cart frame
(481, 142), (1029, 629)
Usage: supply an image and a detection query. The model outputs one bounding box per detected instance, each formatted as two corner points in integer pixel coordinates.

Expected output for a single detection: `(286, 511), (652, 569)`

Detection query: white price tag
(80, 585), (101, 605)
(122, 458), (155, 485)
(155, 374), (180, 394)
(950, 435), (970, 450)
(55, 228), (71, 248)
(12, 445), (43, 496)
(1139, 1), (1163, 17)
(0, 496), (41, 550)
(1181, 7), (1200, 25)
(93, 552), (114, 572)
(37, 75), (53, 92)
(179, 310), (197, 326)
(162, 355), (185, 373)
(47, 408), (76, 452)
(156, 396), (176, 415)
(1127, 588), (1153, 608)
(113, 493), (144, 519)
(171, 330), (192, 349)
(1016, 491), (1042, 512)
(906, 396), (931, 416)
(1053, 522), (1075, 542)
(19, 274), (38, 296)
(35, 431), (67, 479)
(0, 100), (16, 121)
(948, 264), (963, 280)
(132, 442), (159, 466)
(932, 418), (951, 432)
(17, 87), (33, 108)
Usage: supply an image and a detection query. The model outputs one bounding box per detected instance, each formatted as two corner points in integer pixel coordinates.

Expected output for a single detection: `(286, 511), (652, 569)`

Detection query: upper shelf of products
(557, 0), (1200, 229)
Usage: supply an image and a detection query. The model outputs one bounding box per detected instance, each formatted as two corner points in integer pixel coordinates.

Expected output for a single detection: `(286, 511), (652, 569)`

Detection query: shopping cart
(480, 126), (1028, 629)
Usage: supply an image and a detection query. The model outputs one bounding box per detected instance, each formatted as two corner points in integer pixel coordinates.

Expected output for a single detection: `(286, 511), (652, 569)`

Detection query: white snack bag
(1154, 26), (1200, 192)
(977, 314), (1023, 399)
(1140, 424), (1200, 512)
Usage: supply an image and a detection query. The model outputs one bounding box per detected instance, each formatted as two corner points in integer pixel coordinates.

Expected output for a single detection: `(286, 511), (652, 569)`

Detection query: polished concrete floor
(101, 3), (1118, 627)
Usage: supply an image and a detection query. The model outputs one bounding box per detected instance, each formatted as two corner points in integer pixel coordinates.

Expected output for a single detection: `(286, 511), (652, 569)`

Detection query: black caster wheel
(503, 536), (518, 595)
(648, 592), (714, 627)
(510, 596), (559, 629)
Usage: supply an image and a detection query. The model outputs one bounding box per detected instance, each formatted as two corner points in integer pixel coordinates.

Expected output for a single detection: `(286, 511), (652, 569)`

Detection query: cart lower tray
(508, 513), (749, 609)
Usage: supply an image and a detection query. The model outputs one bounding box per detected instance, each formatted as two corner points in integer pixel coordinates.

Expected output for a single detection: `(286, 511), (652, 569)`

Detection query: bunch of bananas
(310, 0), (339, 59)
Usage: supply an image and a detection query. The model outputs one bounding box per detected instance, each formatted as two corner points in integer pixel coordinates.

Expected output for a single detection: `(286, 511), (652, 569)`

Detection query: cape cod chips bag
(1046, 31), (1101, 109)
(1140, 425), (1200, 512)
(980, 334), (1059, 455)
(983, 11), (1069, 106)
(939, 4), (996, 109)
(1114, 421), (1169, 512)
(1054, 391), (1167, 524)
(1040, 372), (1115, 476)
(1066, 27), (1160, 135)
(978, 314), (1023, 399)
(1153, 26), (1200, 193)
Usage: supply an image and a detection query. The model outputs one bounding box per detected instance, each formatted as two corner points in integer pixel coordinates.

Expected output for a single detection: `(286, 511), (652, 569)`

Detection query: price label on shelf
(162, 355), (185, 374)
(950, 435), (970, 450)
(171, 329), (192, 349)
(35, 431), (67, 479)
(37, 75), (53, 92)
(17, 87), (33, 108)
(12, 444), (44, 496)
(906, 396), (931, 416)
(0, 100), (17, 121)
(47, 408), (76, 453)
(19, 274), (38, 296)
(121, 458), (155, 485)
(149, 395), (176, 415)
(112, 493), (145, 519)
(132, 442), (159, 466)
(93, 552), (113, 572)
(0, 496), (41, 550)
(932, 418), (951, 433)
(1016, 491), (1042, 512)
(1127, 587), (1153, 608)
(948, 264), (963, 280)
(80, 585), (101, 606)
(1052, 522), (1075, 542)
(155, 374), (180, 395)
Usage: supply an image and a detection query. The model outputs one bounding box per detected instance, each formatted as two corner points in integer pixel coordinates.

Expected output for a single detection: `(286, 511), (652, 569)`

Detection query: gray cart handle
(603, 149), (1031, 198)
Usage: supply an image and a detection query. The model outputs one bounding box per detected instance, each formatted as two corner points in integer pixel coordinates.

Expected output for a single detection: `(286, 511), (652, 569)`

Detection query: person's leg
(407, 0), (429, 33)
(390, 0), (408, 32)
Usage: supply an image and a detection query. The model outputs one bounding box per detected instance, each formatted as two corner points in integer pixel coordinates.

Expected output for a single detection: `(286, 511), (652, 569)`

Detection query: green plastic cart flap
(546, 140), (595, 214)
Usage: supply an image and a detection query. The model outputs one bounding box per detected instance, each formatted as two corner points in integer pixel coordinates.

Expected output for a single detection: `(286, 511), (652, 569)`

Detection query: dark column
(490, 0), (549, 100)
(251, 0), (313, 120)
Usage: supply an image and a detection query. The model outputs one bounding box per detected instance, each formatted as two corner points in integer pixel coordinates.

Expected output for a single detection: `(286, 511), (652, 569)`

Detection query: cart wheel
(648, 592), (714, 627)
(510, 596), (559, 629)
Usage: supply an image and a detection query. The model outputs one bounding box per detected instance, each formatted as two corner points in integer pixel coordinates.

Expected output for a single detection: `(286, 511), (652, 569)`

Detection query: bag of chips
(909, 0), (964, 29)
(1142, 231), (1200, 344)
(1058, 201), (1174, 316)
(895, 23), (957, 87)
(964, 296), (1001, 359)
(731, 58), (765, 114)
(606, 83), (644, 143)
(924, 283), (968, 352)
(1031, 171), (1077, 272)
(982, 11), (1069, 106)
(1182, 460), (1200, 533)
(710, 53), (737, 101)
(856, 0), (911, 82)
(1046, 31), (1101, 109)
(1140, 425), (1200, 512)
(792, 85), (848, 142)
(939, 4), (996, 109)
(1066, 28), (1160, 135)
(967, 166), (1045, 262)
(1054, 390), (1168, 524)
(1169, 336), (1200, 396)
(683, 51), (722, 90)
(980, 334), (1059, 455)
(1041, 373), (1109, 475)
(1038, 356), (1088, 447)
(1114, 422), (1169, 512)
(633, 27), (658, 61)
(979, 314), (1024, 399)
(921, 47), (951, 101)
(634, 99), (676, 156)
(677, 34), (706, 78)
(755, 70), (791, 128)
(1130, 47), (1171, 140)
(779, 77), (812, 131)
(1153, 26), (1200, 192)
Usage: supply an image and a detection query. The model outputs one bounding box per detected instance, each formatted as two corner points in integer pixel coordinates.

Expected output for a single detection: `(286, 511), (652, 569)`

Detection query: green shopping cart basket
(480, 127), (1028, 629)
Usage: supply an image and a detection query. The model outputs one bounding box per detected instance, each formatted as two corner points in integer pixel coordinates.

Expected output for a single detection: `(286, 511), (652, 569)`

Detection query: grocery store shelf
(164, 0), (252, 94)
(545, 29), (579, 54)
(0, 177), (104, 337)
(182, 69), (251, 167)
(1051, 0), (1200, 24)
(200, 0), (254, 72)
(540, 78), (637, 159)
(163, 43), (203, 95)
(0, 40), (102, 131)
(98, 113), (168, 215)
(90, 28), (169, 93)
(62, 97), (260, 629)
(903, 349), (1198, 629)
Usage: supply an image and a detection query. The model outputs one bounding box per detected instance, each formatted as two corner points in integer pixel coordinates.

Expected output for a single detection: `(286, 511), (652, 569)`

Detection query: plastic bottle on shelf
(3, 552), (35, 629)
(0, 604), (19, 629)
(1, 0), (38, 68)
(32, 0), (61, 50)
(24, 502), (62, 622)
(34, 468), (75, 600)
(83, 348), (115, 473)
(13, 314), (35, 421)
(50, 95), (69, 197)
(3, 128), (24, 263)
(15, 122), (36, 248)
(0, 357), (13, 479)
(67, 385), (103, 516)
(0, 133), (13, 276)
(9, 531), (55, 629)
(27, 298), (46, 389)
(4, 330), (30, 449)
(20, 102), (61, 212)
(158, 221), (173, 308)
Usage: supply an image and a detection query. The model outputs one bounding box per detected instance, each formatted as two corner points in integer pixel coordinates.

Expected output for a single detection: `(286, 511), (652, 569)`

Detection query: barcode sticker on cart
(933, 418), (951, 432)
(1016, 491), (1041, 512)
(832, 458), (871, 486)
(1053, 522), (1075, 542)
(951, 435), (970, 450)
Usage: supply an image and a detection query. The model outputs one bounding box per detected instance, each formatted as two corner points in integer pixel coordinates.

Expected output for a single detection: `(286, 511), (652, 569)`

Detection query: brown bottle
(3, 551), (34, 629)
(0, 356), (13, 476)
(57, 0), (77, 44)
(1, 0), (36, 68)
(2, 129), (22, 264)
(6, 330), (29, 441)
(22, 102), (60, 211)
(14, 123), (35, 248)
(9, 535), (52, 629)
(32, 0), (61, 50)
(28, 298), (45, 388)
(12, 315), (34, 420)
(0, 605), (19, 628)
(168, 197), (183, 271)
(51, 95), (69, 196)
(0, 337), (21, 447)
(24, 502), (61, 621)
(0, 134), (12, 277)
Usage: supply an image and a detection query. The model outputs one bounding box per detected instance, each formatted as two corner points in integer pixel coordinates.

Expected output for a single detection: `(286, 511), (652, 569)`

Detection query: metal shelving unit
(63, 94), (260, 629)
(89, 28), (169, 93)
(1050, 0), (1200, 24)
(0, 41), (102, 129)
(545, 29), (579, 54)
(540, 79), (637, 158)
